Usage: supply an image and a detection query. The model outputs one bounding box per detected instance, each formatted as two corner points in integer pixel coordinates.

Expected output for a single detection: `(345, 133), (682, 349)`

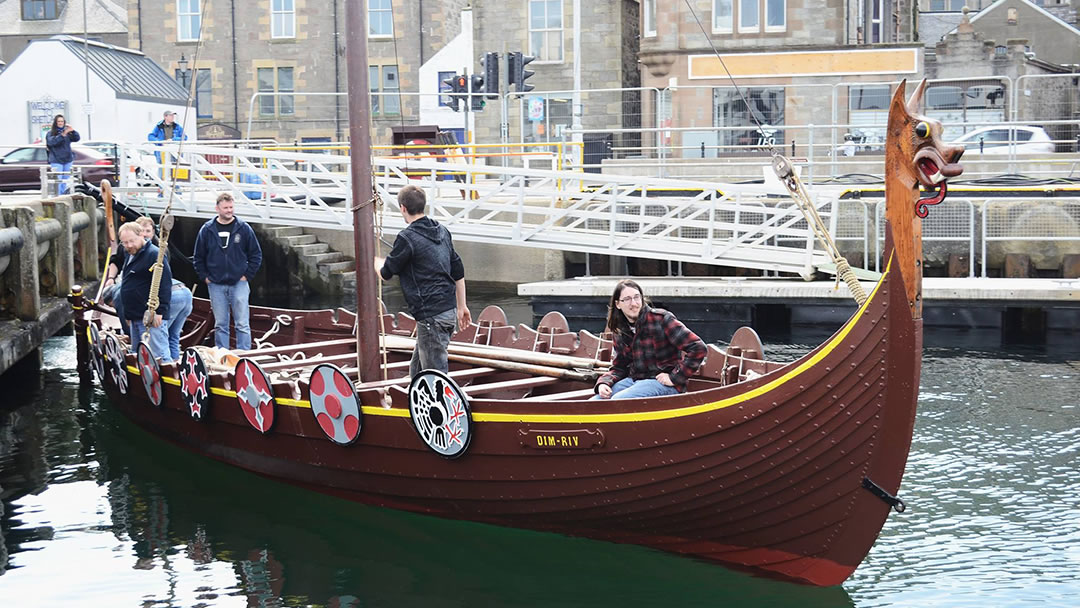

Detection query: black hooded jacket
(379, 216), (464, 321)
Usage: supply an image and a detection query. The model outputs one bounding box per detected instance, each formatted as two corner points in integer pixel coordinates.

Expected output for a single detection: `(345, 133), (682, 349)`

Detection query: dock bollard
(68, 285), (93, 384)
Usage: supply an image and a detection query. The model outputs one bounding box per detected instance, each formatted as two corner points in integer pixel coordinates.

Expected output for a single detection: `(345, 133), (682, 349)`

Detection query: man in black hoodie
(376, 185), (471, 376)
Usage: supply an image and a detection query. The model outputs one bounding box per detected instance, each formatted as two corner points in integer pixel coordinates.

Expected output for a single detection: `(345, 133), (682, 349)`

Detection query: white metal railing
(111, 142), (833, 277)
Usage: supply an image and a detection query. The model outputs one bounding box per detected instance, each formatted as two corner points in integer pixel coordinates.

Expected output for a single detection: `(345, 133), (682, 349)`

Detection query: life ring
(88, 324), (105, 383)
(180, 348), (211, 420)
(103, 332), (128, 394)
(234, 358), (276, 433)
(137, 343), (163, 407)
(308, 364), (362, 445)
(408, 369), (472, 458)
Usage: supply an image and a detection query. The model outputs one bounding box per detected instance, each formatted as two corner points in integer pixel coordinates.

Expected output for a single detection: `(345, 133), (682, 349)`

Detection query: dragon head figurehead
(887, 79), (965, 217)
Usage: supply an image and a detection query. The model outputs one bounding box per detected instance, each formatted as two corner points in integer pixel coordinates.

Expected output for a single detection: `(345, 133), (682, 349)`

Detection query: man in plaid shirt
(593, 279), (706, 400)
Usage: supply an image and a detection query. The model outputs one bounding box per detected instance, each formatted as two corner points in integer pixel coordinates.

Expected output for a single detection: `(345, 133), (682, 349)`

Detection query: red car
(0, 145), (115, 192)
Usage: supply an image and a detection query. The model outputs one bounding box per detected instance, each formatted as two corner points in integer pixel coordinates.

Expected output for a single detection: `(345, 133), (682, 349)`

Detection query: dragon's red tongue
(919, 158), (940, 180)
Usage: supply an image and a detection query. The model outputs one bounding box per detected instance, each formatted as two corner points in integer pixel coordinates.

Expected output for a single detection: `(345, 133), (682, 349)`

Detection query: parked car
(0, 145), (115, 192)
(78, 140), (122, 183)
(951, 126), (1055, 155)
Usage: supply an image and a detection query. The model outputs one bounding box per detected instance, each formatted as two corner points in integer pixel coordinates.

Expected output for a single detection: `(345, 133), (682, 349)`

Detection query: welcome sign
(28, 97), (68, 143)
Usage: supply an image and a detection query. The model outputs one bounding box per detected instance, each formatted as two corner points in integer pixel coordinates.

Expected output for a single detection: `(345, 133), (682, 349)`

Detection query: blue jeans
(166, 281), (194, 362)
(410, 308), (457, 377)
(50, 161), (73, 194)
(207, 280), (251, 350)
(129, 318), (170, 361)
(591, 377), (680, 400)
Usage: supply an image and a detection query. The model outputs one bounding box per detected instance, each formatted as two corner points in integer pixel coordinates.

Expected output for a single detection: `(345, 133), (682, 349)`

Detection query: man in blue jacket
(117, 222), (171, 360)
(147, 110), (185, 142)
(375, 185), (471, 377)
(193, 193), (262, 350)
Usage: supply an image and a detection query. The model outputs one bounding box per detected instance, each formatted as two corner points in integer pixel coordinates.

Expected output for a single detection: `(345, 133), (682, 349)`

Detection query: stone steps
(261, 225), (355, 296)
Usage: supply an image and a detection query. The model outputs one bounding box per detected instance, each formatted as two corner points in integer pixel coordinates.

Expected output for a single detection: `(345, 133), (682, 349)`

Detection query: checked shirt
(597, 306), (707, 393)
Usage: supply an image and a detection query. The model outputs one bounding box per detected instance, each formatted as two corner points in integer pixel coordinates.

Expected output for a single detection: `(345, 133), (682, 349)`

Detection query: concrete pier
(521, 276), (1080, 341)
(0, 195), (102, 377)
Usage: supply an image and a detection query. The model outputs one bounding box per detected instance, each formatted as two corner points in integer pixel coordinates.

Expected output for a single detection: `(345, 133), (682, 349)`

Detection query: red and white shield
(103, 332), (128, 394)
(137, 343), (163, 407)
(308, 364), (362, 445)
(234, 358), (276, 433)
(180, 348), (210, 420)
(88, 324), (105, 382)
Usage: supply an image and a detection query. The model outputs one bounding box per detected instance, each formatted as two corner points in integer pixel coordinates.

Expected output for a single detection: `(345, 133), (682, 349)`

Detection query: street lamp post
(177, 53), (191, 90)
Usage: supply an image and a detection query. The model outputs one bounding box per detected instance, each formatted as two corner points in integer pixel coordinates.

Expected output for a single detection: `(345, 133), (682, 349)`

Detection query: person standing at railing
(45, 114), (80, 195)
(193, 193), (262, 351)
(148, 110), (187, 190)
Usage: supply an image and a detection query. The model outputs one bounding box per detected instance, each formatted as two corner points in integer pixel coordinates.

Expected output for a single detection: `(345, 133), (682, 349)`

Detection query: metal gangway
(113, 142), (833, 278)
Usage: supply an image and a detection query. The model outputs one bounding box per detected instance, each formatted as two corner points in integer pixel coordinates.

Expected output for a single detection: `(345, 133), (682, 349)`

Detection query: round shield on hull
(180, 348), (211, 421)
(137, 343), (163, 407)
(234, 358), (276, 434)
(88, 324), (105, 383)
(103, 332), (128, 394)
(308, 364), (362, 445)
(408, 369), (472, 458)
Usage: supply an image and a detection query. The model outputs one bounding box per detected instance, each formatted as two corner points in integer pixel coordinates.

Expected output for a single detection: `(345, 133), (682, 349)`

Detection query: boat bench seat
(462, 376), (560, 398)
(521, 388), (596, 401)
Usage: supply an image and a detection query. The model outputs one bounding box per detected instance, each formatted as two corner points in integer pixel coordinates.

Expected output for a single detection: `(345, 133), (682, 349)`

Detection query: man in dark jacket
(45, 114), (80, 195)
(376, 185), (471, 377)
(193, 193), (262, 350)
(117, 222), (171, 360)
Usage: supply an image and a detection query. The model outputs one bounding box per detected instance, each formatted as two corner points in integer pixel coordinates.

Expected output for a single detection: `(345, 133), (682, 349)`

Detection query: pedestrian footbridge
(111, 142), (834, 278)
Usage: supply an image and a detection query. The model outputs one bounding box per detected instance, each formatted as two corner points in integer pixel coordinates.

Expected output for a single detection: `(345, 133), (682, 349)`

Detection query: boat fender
(88, 324), (105, 383)
(862, 477), (907, 513)
(180, 348), (211, 420)
(137, 343), (163, 407)
(308, 364), (362, 445)
(103, 332), (129, 394)
(234, 358), (277, 434)
(408, 369), (472, 459)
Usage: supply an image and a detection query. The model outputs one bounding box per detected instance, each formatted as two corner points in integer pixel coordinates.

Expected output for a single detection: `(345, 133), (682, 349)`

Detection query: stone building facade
(0, 0), (128, 67)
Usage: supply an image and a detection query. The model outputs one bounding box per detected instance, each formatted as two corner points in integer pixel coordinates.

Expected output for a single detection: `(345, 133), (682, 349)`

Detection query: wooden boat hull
(80, 229), (917, 586)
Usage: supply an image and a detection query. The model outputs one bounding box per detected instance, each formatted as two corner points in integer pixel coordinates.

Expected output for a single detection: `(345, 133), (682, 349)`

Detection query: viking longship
(69, 17), (962, 583)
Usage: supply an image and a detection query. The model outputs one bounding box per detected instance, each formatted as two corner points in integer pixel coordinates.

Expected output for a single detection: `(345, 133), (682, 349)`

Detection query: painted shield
(180, 348), (211, 421)
(308, 364), (362, 445)
(137, 343), (163, 407)
(408, 369), (472, 459)
(88, 324), (105, 382)
(103, 332), (128, 394)
(234, 358), (276, 434)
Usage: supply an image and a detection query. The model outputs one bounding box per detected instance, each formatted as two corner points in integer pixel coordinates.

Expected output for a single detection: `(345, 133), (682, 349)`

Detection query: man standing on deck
(193, 193), (262, 350)
(117, 222), (171, 360)
(375, 185), (471, 376)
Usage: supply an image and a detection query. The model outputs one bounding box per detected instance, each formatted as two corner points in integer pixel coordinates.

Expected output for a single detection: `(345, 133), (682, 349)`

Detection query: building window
(272, 0), (296, 38)
(369, 0), (393, 37)
(529, 0), (564, 62)
(866, 0), (886, 42)
(765, 0), (785, 31)
(644, 0), (656, 37)
(177, 0), (201, 42)
(930, 0), (965, 10)
(713, 87), (784, 152)
(438, 70), (455, 107)
(175, 68), (213, 118)
(738, 0), (759, 32)
(370, 65), (400, 116)
(258, 67), (294, 116)
(713, 0), (733, 33)
(21, 0), (58, 20)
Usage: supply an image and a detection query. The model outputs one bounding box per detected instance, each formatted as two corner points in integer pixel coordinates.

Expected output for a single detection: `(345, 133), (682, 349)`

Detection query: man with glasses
(593, 279), (706, 400)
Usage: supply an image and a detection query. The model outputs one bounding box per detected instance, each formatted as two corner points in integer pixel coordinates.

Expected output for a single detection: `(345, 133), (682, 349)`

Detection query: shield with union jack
(137, 343), (163, 407)
(234, 358), (276, 434)
(408, 369), (472, 458)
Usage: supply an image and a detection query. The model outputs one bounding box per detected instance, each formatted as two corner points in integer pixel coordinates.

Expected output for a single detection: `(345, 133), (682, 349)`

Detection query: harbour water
(1, 293), (1078, 607)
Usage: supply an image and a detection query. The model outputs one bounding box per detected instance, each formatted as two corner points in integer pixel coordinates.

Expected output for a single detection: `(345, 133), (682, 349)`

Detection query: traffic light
(470, 75), (486, 111)
(481, 52), (499, 99)
(508, 51), (535, 93)
(441, 74), (461, 111)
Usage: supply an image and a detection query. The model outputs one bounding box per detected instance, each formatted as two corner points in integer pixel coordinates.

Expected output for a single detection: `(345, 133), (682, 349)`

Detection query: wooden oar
(444, 353), (599, 382)
(381, 334), (609, 371)
(93, 179), (117, 303)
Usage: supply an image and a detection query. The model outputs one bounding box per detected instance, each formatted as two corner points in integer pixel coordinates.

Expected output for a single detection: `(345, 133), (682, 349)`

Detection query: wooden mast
(344, 0), (380, 382)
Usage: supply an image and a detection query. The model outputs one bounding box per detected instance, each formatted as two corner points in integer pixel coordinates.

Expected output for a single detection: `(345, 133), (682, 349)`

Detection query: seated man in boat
(375, 184), (471, 376)
(117, 221), (172, 360)
(592, 279), (706, 400)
